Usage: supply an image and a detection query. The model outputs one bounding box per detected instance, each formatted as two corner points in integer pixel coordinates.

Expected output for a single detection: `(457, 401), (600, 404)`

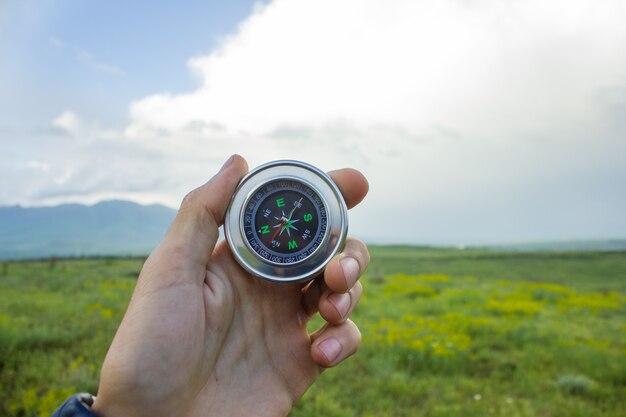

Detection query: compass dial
(243, 179), (327, 265)
(225, 160), (348, 283)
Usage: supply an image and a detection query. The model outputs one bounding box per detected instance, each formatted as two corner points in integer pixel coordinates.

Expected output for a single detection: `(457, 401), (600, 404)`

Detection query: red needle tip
(270, 225), (282, 242)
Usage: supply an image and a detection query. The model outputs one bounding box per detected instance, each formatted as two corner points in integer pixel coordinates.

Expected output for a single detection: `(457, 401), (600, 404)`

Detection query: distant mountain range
(1, 200), (624, 260)
(0, 200), (177, 259)
(478, 239), (626, 252)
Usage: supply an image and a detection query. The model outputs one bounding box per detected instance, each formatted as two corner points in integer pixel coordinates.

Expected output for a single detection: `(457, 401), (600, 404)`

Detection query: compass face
(243, 179), (328, 265)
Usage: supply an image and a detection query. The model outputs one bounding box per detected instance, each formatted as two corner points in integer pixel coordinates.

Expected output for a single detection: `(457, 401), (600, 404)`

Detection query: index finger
(328, 168), (369, 210)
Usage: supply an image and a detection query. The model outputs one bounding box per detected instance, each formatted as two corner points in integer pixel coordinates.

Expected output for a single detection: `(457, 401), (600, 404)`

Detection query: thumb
(160, 154), (248, 270)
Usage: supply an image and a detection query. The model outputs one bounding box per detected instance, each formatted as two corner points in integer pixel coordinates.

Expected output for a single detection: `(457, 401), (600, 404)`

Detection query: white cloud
(3, 0), (626, 244)
(24, 160), (51, 173)
(53, 110), (81, 133)
(121, 0), (626, 243)
(127, 0), (626, 138)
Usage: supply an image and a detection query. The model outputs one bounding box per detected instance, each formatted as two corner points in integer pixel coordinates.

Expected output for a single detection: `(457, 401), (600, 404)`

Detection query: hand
(91, 155), (370, 417)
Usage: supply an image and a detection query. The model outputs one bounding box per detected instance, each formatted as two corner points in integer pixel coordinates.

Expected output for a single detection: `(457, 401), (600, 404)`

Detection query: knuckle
(163, 242), (192, 270)
(180, 188), (200, 210)
(357, 240), (371, 266)
(352, 280), (364, 298)
(347, 238), (370, 270)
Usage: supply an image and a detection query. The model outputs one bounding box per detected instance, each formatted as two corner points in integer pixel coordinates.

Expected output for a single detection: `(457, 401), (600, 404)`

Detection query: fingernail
(318, 338), (342, 363)
(328, 292), (351, 319)
(340, 257), (359, 285)
(219, 155), (235, 172)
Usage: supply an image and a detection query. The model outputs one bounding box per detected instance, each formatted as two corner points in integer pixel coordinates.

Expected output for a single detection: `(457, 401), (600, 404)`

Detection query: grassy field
(1, 248), (625, 417)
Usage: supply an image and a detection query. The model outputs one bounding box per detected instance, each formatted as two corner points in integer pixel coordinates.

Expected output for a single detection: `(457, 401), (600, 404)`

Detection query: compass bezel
(225, 160), (348, 283)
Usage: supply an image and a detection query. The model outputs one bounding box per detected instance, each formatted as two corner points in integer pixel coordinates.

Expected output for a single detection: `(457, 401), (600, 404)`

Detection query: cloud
(49, 35), (126, 76)
(121, 0), (626, 243)
(3, 0), (626, 244)
(75, 49), (126, 76)
(53, 110), (81, 133)
(127, 0), (626, 138)
(49, 36), (65, 48)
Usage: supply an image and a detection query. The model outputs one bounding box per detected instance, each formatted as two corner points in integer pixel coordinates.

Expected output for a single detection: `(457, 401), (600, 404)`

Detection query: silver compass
(224, 160), (348, 283)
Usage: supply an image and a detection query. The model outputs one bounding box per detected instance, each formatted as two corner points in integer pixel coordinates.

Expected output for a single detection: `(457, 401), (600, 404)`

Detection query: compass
(225, 160), (348, 283)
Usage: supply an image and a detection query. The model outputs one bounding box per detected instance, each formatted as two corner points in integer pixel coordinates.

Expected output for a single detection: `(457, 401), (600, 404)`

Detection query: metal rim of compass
(224, 160), (349, 283)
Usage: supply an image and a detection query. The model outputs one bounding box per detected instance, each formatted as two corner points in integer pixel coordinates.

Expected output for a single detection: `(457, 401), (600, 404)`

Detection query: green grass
(0, 258), (140, 417)
(1, 249), (625, 417)
(367, 246), (626, 290)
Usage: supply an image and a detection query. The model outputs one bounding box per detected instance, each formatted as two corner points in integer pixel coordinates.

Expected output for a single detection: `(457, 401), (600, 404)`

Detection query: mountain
(0, 200), (177, 259)
(477, 239), (626, 252)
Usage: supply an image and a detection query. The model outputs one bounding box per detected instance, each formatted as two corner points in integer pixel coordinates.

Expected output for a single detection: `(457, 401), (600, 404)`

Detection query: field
(1, 247), (625, 417)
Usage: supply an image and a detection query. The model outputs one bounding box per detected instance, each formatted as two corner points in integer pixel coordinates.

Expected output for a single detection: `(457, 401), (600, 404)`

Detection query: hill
(478, 239), (626, 252)
(0, 200), (176, 259)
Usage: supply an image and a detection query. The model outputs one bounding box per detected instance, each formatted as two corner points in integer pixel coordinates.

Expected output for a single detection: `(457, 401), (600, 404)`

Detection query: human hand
(91, 155), (370, 417)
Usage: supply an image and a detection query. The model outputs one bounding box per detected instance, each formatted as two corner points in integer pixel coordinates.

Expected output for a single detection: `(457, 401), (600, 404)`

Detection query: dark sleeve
(50, 393), (99, 417)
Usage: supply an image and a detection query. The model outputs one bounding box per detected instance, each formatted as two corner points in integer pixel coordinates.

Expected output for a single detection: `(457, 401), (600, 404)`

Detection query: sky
(1, 0), (625, 245)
